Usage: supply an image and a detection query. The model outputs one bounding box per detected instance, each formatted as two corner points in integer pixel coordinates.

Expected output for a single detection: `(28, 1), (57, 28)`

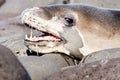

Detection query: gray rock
(0, 17), (28, 56)
(0, 0), (71, 14)
(81, 48), (120, 63)
(45, 58), (120, 80)
(0, 0), (5, 7)
(0, 44), (31, 80)
(18, 54), (75, 80)
(73, 0), (120, 9)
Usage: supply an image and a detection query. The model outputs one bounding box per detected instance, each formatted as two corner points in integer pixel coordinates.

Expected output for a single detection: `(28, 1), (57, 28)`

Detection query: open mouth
(24, 23), (63, 48)
(25, 30), (62, 42)
(21, 12), (69, 54)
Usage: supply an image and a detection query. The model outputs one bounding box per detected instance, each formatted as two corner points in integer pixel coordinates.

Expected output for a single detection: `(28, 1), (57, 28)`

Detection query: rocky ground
(45, 58), (120, 80)
(0, 0), (120, 80)
(74, 0), (120, 9)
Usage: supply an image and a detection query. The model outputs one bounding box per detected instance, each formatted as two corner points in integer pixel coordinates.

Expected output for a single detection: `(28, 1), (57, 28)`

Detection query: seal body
(21, 4), (120, 58)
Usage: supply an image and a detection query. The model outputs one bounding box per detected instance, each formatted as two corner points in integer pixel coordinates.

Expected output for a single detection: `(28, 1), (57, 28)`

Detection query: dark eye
(64, 17), (74, 27)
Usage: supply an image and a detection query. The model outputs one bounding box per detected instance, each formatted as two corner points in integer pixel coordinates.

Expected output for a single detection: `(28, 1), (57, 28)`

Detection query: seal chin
(24, 40), (69, 55)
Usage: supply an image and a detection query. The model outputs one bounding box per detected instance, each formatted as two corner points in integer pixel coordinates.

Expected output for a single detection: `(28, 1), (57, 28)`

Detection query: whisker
(30, 27), (33, 39)
(35, 44), (38, 55)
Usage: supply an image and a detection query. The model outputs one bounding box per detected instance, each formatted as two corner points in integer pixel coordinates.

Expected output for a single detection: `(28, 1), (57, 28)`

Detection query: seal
(21, 4), (120, 59)
(0, 44), (31, 80)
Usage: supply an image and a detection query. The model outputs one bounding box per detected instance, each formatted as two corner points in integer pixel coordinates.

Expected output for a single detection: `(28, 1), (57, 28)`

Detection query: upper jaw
(22, 10), (62, 38)
(21, 8), (67, 47)
(22, 16), (65, 43)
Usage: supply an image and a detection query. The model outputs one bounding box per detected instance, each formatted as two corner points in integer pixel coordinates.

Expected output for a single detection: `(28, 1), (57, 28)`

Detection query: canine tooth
(25, 35), (28, 39)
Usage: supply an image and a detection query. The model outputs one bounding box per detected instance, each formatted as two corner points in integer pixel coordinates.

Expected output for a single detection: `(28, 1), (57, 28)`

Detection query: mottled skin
(21, 4), (120, 59)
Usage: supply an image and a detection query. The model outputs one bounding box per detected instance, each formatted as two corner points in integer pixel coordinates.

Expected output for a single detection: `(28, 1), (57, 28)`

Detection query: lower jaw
(24, 44), (70, 56)
(24, 40), (63, 53)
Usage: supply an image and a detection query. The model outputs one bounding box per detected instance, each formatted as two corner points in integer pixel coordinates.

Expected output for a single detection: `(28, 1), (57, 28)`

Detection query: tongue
(39, 32), (61, 41)
(38, 36), (60, 41)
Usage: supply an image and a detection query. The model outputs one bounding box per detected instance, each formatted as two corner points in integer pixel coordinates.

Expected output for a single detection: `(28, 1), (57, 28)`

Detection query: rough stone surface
(73, 0), (120, 9)
(0, 44), (31, 80)
(45, 58), (120, 80)
(81, 48), (120, 63)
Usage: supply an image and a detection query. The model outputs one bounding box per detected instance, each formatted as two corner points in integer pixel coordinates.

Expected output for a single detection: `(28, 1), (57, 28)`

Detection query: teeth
(25, 35), (29, 40)
(25, 34), (60, 41)
(38, 36), (60, 41)
(25, 35), (38, 41)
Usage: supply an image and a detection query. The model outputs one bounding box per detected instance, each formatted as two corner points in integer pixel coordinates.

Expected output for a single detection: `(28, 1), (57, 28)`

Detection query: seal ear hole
(64, 17), (75, 27)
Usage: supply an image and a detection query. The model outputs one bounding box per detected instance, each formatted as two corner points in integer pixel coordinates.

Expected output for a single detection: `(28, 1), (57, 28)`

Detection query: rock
(0, 17), (28, 56)
(73, 0), (120, 9)
(0, 0), (71, 14)
(45, 58), (120, 80)
(0, 44), (31, 80)
(18, 54), (75, 80)
(0, 0), (5, 7)
(81, 48), (120, 63)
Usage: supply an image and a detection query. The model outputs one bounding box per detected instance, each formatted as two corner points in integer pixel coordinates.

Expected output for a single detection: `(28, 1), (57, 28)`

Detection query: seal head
(21, 5), (83, 59)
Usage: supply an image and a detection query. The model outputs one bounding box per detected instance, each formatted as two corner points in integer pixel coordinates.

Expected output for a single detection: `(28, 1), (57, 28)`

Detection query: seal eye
(64, 17), (74, 27)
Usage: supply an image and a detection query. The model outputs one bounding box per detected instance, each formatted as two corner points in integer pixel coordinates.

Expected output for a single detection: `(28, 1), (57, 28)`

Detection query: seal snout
(21, 7), (42, 23)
